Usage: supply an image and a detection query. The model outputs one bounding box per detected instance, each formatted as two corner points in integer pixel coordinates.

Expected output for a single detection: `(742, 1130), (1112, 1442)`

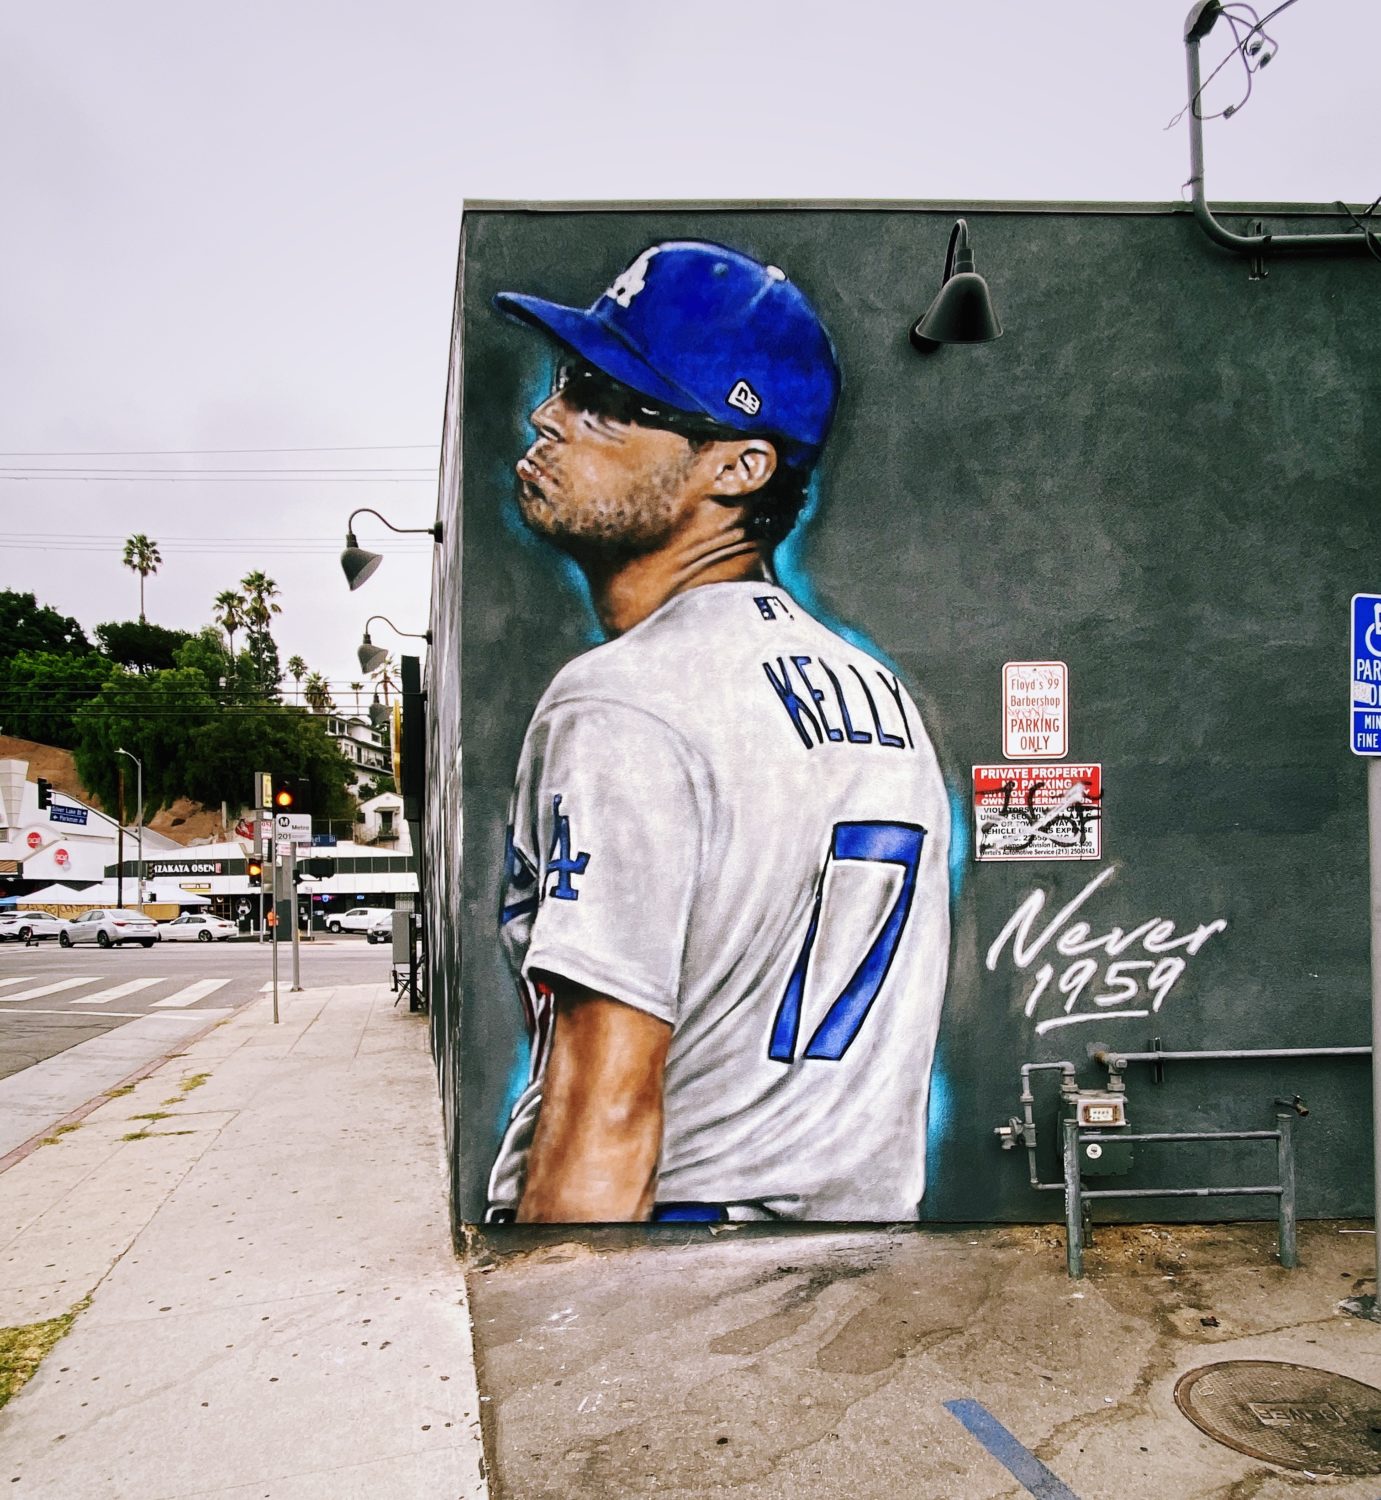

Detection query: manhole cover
(1175, 1361), (1381, 1475)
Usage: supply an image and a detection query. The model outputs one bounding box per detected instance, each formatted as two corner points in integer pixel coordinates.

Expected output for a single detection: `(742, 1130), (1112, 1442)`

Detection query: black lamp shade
(910, 271), (1003, 351)
(358, 636), (388, 674)
(341, 545), (383, 591)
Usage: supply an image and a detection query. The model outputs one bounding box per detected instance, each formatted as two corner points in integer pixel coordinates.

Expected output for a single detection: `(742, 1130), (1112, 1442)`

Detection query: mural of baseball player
(487, 241), (951, 1223)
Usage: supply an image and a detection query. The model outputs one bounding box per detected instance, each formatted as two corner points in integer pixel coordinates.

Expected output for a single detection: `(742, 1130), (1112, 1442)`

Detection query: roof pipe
(1184, 0), (1373, 255)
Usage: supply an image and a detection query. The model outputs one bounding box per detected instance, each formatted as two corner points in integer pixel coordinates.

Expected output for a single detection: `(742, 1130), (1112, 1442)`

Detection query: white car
(326, 907), (390, 934)
(365, 911), (394, 944)
(1, 911), (72, 944)
(60, 908), (161, 949)
(160, 913), (238, 943)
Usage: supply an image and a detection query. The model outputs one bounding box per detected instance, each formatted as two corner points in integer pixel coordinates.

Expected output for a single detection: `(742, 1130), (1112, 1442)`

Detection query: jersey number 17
(768, 821), (927, 1064)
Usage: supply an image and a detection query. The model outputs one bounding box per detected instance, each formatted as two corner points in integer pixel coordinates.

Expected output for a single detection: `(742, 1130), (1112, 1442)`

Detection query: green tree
(303, 672), (333, 713)
(212, 589), (246, 656)
(286, 655), (308, 701)
(0, 650), (115, 748)
(348, 680), (364, 713)
(73, 667), (218, 810)
(95, 619), (193, 674)
(239, 571), (282, 696)
(122, 534), (161, 623)
(72, 675), (352, 819)
(0, 592), (90, 661)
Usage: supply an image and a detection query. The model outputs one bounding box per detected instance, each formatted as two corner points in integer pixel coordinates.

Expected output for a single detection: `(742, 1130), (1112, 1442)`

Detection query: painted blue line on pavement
(943, 1399), (1081, 1500)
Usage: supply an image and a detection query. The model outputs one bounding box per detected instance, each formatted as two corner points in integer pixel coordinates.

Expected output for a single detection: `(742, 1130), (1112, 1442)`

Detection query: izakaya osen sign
(1003, 661), (1067, 759)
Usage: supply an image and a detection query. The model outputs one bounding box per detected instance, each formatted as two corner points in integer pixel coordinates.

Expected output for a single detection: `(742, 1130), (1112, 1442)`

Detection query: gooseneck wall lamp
(909, 219), (1004, 353)
(358, 616), (432, 675)
(341, 508), (444, 591)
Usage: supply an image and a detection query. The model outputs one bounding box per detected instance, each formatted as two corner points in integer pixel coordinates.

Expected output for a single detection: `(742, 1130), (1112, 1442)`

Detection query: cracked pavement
(467, 1220), (1381, 1498)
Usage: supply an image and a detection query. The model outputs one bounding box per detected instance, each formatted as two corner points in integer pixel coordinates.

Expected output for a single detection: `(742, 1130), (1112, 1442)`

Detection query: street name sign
(1352, 593), (1381, 756)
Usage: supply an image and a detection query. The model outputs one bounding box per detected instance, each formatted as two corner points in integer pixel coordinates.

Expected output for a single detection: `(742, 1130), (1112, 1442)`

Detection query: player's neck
(585, 529), (767, 637)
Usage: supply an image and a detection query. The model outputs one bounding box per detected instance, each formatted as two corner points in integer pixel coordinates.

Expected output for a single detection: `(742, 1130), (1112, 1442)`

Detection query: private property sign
(1002, 661), (1067, 759)
(973, 764), (1103, 862)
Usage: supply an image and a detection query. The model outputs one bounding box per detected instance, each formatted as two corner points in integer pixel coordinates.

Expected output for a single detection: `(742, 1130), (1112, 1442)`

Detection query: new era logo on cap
(726, 380), (761, 417)
(494, 240), (841, 461)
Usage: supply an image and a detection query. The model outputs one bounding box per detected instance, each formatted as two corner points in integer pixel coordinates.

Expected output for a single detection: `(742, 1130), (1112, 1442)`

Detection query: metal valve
(993, 1117), (1026, 1150)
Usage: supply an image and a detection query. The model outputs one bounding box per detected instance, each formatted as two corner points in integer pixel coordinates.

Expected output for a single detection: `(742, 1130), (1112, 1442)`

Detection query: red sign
(972, 764), (1103, 862)
(26, 830), (42, 850)
(54, 848), (70, 867)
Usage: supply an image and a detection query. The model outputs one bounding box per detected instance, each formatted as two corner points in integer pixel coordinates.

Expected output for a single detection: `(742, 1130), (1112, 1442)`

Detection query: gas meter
(1065, 1090), (1133, 1176)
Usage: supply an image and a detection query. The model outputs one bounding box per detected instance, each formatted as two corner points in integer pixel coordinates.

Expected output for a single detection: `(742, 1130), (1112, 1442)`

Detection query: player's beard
(516, 449), (698, 561)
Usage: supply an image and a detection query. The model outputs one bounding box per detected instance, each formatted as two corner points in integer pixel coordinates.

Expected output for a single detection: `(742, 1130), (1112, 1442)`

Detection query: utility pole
(115, 748), (144, 907)
(116, 766), (125, 910)
(288, 842), (302, 992)
(269, 839), (280, 1025)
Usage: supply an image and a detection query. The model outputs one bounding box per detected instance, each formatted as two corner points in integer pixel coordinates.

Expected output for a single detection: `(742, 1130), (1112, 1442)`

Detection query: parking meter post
(269, 843), (280, 1025)
(288, 844), (302, 993)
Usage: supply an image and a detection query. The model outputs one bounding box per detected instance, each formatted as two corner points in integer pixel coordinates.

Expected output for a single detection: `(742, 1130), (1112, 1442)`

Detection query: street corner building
(419, 199), (1380, 1238)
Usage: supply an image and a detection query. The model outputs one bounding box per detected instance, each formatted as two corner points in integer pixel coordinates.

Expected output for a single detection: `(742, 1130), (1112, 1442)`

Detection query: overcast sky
(2, 0), (1375, 702)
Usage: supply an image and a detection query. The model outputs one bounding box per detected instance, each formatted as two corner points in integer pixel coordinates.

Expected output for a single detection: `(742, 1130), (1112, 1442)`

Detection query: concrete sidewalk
(0, 982), (486, 1499)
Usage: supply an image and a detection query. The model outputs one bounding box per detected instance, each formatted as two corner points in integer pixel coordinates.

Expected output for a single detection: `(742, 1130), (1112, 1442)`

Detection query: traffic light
(36, 778), (52, 810)
(273, 784), (294, 810)
(247, 860), (263, 888)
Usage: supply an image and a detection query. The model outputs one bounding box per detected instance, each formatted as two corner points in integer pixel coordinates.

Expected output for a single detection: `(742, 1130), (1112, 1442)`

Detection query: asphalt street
(0, 935), (394, 1082)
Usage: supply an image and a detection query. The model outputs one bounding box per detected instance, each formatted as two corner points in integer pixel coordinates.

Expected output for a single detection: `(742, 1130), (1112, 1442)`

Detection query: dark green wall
(427, 203), (1380, 1229)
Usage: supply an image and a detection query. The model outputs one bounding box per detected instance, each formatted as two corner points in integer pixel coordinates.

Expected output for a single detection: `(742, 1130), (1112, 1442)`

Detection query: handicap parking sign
(1352, 593), (1381, 756)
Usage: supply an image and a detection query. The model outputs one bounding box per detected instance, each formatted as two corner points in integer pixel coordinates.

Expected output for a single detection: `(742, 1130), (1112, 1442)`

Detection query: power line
(0, 475), (432, 484)
(0, 444), (438, 457)
(0, 466), (434, 475)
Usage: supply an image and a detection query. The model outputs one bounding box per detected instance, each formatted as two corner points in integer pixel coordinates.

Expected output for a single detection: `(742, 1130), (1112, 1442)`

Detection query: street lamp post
(116, 748), (144, 907)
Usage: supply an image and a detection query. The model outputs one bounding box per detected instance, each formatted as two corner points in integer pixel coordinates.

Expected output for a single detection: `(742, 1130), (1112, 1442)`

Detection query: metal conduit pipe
(1010, 1061), (1078, 1192)
(1095, 1044), (1369, 1070)
(1183, 1), (1374, 256)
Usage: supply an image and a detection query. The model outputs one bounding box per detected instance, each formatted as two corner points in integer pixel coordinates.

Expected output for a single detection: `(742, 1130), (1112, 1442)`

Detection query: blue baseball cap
(494, 241), (841, 465)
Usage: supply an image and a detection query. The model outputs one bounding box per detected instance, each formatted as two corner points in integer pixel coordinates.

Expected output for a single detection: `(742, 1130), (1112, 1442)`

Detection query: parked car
(365, 911), (393, 945)
(60, 909), (161, 949)
(326, 907), (390, 934)
(159, 913), (238, 943)
(0, 911), (71, 944)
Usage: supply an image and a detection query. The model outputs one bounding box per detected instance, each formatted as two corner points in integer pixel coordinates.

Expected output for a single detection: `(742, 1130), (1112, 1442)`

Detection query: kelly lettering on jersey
(762, 655), (915, 751)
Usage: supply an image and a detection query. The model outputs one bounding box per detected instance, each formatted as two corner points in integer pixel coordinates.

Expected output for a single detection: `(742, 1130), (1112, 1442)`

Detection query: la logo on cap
(726, 380), (761, 416)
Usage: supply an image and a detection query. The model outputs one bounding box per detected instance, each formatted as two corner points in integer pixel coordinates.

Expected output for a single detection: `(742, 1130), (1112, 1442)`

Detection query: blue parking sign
(1353, 593), (1381, 756)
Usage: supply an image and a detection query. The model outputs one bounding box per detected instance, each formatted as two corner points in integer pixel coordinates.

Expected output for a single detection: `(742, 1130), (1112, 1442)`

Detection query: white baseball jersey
(487, 581), (950, 1220)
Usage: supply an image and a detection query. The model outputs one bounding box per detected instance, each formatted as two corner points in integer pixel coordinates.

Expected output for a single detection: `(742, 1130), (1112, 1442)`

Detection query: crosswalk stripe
(69, 977), (163, 1006)
(151, 977), (231, 1008)
(1, 977), (100, 1003)
(0, 977), (34, 990)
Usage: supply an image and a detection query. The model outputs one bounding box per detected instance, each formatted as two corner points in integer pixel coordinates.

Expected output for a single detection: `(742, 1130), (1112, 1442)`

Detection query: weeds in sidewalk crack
(38, 1123), (82, 1146)
(0, 1297), (91, 1409)
(104, 1084), (136, 1099)
(129, 1112), (173, 1123)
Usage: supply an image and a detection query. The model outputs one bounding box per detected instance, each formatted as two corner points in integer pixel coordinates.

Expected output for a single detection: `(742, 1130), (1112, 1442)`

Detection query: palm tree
(212, 589), (246, 655)
(371, 653), (397, 705)
(239, 571), (283, 695)
(239, 571), (282, 631)
(122, 535), (161, 623)
(303, 672), (333, 713)
(349, 681), (364, 713)
(287, 655), (308, 701)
